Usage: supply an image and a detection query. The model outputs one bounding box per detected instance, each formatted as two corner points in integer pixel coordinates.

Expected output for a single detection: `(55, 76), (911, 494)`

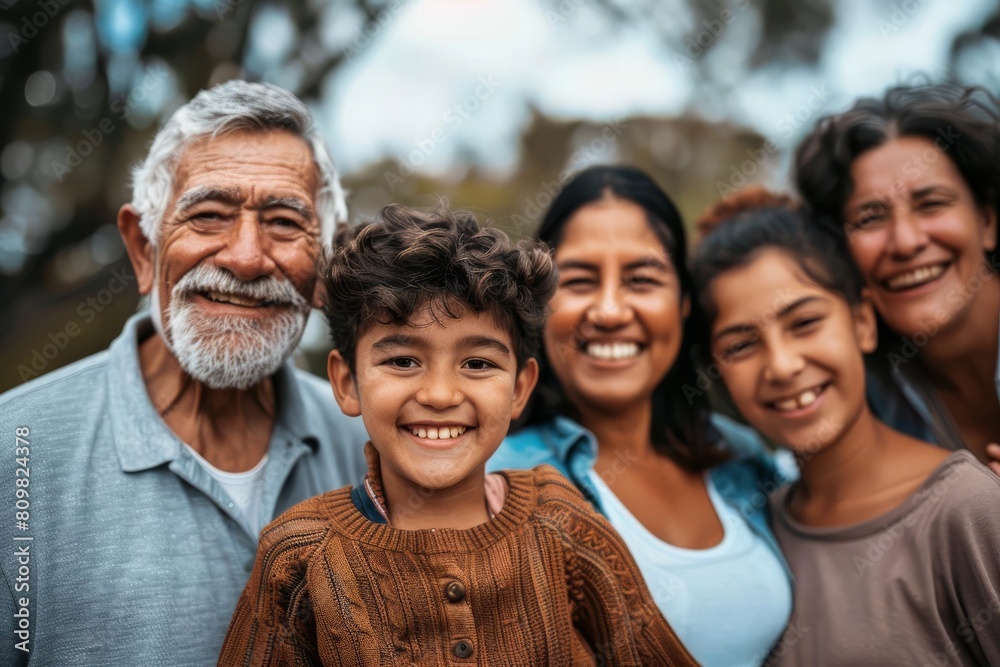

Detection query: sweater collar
(360, 442), (508, 526)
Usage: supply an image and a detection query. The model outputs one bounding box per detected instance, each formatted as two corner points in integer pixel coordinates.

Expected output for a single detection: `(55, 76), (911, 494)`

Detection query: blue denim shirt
(866, 313), (1000, 451)
(0, 313), (369, 666)
(488, 414), (797, 578)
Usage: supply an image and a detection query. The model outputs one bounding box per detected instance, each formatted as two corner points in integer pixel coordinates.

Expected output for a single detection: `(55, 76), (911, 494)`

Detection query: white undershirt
(184, 445), (269, 535)
(587, 470), (791, 667)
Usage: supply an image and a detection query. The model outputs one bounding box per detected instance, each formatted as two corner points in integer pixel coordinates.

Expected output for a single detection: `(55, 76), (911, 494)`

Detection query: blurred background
(1, 0), (998, 392)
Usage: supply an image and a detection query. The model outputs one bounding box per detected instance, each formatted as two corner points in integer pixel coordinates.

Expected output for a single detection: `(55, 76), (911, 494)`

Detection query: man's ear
(310, 245), (330, 310)
(510, 357), (540, 421)
(311, 278), (327, 311)
(327, 350), (361, 417)
(117, 204), (154, 295)
(681, 294), (691, 321)
(854, 290), (878, 354)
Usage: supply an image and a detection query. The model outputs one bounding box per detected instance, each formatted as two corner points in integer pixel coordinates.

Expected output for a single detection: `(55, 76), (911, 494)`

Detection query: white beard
(155, 264), (312, 390)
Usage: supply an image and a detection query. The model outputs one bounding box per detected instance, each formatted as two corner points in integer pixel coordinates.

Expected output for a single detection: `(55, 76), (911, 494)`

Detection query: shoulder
(524, 468), (650, 600)
(710, 412), (767, 459)
(890, 452), (1000, 573)
(923, 453), (1000, 534)
(528, 465), (614, 537)
(0, 350), (111, 412)
(240, 492), (349, 631)
(532, 463), (589, 502)
(710, 412), (798, 485)
(257, 490), (344, 556)
(910, 453), (1000, 611)
(489, 418), (591, 476)
(0, 351), (113, 466)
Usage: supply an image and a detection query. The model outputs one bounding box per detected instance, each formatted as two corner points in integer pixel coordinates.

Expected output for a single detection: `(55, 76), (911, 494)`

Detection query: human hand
(986, 442), (1000, 477)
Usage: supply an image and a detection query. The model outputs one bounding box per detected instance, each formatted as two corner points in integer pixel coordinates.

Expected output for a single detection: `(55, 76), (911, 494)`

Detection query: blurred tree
(949, 5), (1000, 88)
(0, 0), (997, 392)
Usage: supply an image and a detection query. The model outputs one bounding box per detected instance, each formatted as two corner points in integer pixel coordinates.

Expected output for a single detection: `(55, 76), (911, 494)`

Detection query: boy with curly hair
(219, 205), (696, 666)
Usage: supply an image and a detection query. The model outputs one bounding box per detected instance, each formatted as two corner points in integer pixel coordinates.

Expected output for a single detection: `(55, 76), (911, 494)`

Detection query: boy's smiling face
(328, 305), (538, 498)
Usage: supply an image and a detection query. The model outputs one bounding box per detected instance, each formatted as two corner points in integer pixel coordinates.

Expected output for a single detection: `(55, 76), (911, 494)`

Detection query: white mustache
(172, 264), (309, 309)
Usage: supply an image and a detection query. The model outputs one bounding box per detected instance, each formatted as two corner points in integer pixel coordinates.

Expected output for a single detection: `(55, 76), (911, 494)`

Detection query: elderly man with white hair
(0, 80), (369, 666)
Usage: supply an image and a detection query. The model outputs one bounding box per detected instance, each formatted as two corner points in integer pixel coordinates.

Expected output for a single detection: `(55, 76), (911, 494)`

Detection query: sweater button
(452, 640), (474, 658)
(444, 581), (466, 602)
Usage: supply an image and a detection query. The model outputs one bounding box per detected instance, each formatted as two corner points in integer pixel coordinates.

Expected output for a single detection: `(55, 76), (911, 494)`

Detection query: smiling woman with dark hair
(794, 83), (1000, 460)
(489, 165), (795, 667)
(691, 205), (1000, 666)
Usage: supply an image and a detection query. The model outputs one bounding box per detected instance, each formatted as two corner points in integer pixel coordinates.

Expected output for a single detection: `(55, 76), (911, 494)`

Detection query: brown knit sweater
(218, 463), (697, 666)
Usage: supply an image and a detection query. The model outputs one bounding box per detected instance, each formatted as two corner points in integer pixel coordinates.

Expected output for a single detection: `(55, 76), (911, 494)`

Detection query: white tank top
(587, 470), (792, 667)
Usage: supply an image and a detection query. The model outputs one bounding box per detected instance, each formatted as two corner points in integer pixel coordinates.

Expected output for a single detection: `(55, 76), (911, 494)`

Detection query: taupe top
(769, 451), (1000, 666)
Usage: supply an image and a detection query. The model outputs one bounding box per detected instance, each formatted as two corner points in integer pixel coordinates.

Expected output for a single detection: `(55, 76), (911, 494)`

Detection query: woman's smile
(545, 197), (687, 413)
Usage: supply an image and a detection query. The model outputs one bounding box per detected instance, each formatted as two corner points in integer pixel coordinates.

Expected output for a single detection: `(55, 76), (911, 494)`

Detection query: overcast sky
(303, 0), (996, 176)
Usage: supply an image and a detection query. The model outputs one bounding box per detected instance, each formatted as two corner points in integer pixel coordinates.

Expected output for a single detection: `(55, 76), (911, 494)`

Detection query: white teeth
(798, 390), (817, 407)
(205, 291), (263, 307)
(772, 387), (823, 412)
(886, 265), (945, 290)
(774, 398), (799, 412)
(586, 342), (640, 360)
(408, 426), (467, 440)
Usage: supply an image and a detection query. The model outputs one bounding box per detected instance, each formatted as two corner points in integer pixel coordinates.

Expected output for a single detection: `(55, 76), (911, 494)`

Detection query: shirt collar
(541, 415), (598, 461)
(108, 312), (321, 473)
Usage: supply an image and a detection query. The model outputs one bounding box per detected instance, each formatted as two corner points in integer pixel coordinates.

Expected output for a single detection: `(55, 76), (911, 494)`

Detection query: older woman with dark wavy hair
(795, 83), (1000, 464)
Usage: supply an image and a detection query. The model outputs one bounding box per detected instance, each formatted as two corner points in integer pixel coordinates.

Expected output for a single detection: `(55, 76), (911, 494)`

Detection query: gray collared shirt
(0, 313), (369, 666)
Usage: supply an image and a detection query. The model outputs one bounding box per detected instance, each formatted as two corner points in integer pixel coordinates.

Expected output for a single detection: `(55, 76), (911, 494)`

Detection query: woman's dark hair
(794, 83), (1000, 266)
(692, 207), (865, 331)
(522, 165), (728, 472)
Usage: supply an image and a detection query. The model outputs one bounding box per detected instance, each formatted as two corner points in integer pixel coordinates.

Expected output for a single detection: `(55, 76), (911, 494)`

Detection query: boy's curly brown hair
(324, 204), (557, 372)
